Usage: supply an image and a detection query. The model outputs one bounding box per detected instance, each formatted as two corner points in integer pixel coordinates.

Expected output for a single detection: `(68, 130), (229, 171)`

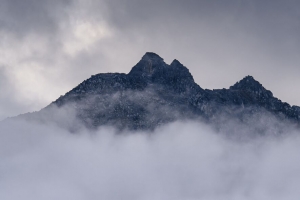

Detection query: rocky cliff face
(18, 52), (300, 132)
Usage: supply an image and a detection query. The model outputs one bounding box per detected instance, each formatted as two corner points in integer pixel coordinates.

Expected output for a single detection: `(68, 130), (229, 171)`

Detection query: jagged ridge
(18, 52), (300, 132)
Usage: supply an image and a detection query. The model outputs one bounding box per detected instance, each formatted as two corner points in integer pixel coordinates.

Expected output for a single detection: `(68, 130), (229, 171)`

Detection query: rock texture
(16, 52), (300, 132)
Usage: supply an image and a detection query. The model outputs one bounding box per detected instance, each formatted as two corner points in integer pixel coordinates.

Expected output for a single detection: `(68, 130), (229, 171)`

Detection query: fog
(1, 117), (300, 200)
(1, 0), (300, 198)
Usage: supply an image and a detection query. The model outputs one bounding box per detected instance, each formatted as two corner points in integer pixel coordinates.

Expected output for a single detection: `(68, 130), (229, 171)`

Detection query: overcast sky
(1, 0), (300, 120)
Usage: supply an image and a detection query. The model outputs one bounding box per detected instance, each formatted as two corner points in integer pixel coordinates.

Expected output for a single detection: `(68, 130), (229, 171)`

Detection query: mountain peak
(170, 59), (182, 66)
(230, 76), (262, 90)
(229, 75), (273, 98)
(128, 52), (167, 76)
(241, 75), (256, 82)
(141, 52), (164, 62)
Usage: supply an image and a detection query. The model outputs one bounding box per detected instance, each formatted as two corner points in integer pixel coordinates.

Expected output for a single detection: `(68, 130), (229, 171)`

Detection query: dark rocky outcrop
(15, 52), (300, 132)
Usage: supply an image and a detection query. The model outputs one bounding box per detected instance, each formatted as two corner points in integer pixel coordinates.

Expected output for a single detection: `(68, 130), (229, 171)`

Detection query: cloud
(1, 115), (300, 200)
(0, 67), (36, 120)
(1, 0), (300, 119)
(0, 0), (71, 37)
(1, 1), (300, 199)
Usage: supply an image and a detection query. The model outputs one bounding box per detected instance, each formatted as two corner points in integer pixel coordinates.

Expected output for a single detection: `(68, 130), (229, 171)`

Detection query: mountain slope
(16, 52), (300, 132)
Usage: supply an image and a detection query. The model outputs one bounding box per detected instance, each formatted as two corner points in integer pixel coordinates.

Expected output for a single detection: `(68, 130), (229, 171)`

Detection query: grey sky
(1, 0), (300, 119)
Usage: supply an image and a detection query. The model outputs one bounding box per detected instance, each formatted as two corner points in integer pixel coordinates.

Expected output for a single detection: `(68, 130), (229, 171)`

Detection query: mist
(1, 116), (300, 200)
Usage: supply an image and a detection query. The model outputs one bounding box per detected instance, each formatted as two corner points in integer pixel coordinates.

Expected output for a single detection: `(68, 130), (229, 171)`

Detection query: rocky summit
(17, 52), (300, 132)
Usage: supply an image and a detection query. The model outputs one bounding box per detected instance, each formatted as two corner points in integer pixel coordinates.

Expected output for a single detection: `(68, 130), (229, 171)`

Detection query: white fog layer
(1, 119), (300, 200)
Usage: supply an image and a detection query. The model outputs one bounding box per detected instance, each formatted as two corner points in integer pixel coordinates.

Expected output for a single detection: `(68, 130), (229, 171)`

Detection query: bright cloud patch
(63, 20), (113, 56)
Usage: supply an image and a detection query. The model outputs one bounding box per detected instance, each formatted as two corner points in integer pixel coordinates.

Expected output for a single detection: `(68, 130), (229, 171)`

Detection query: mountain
(15, 52), (300, 133)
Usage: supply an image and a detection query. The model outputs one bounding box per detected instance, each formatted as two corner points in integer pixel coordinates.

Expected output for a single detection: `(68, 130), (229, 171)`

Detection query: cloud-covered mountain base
(1, 119), (300, 200)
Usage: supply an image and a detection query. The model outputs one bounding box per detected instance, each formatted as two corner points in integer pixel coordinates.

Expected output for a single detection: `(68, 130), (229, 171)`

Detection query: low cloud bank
(1, 119), (300, 200)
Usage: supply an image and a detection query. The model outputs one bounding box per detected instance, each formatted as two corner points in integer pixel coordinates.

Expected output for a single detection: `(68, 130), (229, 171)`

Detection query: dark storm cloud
(103, 0), (300, 36)
(104, 0), (300, 63)
(0, 0), (72, 37)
